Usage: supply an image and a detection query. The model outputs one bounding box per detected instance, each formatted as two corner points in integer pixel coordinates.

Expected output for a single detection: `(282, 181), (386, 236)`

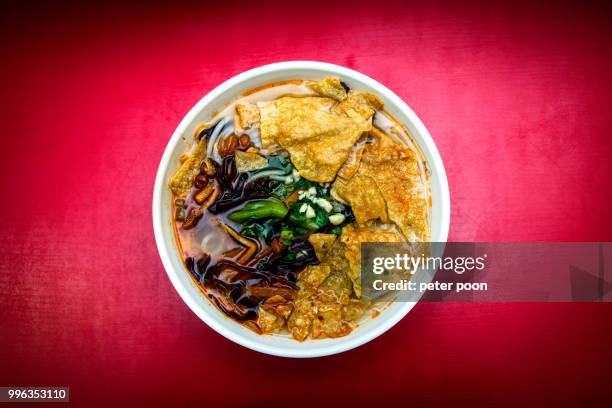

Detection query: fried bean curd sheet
(261, 295), (293, 319)
(316, 270), (353, 308)
(287, 296), (316, 341)
(340, 222), (405, 297)
(332, 128), (430, 241)
(336, 138), (366, 180)
(306, 76), (347, 101)
(332, 174), (388, 224)
(311, 303), (351, 339)
(234, 102), (260, 132)
(342, 299), (372, 321)
(345, 91), (384, 111)
(299, 265), (332, 292)
(168, 136), (208, 196)
(258, 96), (373, 182)
(288, 240), (363, 341)
(234, 150), (268, 173)
(308, 233), (337, 261)
(334, 91), (384, 121)
(361, 129), (430, 241)
(257, 306), (285, 334)
(257, 295), (295, 334)
(310, 261), (354, 339)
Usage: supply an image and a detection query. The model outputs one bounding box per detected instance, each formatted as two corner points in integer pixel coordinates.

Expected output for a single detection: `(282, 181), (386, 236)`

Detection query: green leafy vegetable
(246, 155), (294, 184)
(264, 155), (292, 173)
(287, 200), (329, 231)
(241, 223), (263, 238)
(280, 229), (296, 245)
(279, 225), (307, 245)
(270, 178), (314, 200)
(328, 225), (343, 236)
(241, 218), (280, 241)
(228, 198), (288, 224)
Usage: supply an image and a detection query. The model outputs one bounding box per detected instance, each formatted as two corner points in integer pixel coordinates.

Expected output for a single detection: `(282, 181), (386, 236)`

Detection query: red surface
(1, 1), (611, 406)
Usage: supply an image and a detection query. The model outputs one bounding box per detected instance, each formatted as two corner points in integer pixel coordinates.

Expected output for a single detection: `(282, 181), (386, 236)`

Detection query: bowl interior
(153, 62), (449, 357)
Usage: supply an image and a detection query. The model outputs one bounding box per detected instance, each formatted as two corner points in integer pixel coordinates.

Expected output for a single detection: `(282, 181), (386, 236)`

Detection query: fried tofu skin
(342, 299), (371, 321)
(308, 233), (337, 261)
(234, 150), (268, 173)
(306, 76), (348, 101)
(332, 174), (388, 224)
(261, 295), (294, 320)
(299, 265), (332, 291)
(258, 96), (372, 182)
(360, 129), (430, 241)
(340, 222), (405, 297)
(336, 138), (366, 180)
(257, 307), (285, 334)
(332, 128), (430, 241)
(287, 297), (315, 341)
(288, 240), (362, 340)
(234, 102), (260, 132)
(168, 137), (208, 197)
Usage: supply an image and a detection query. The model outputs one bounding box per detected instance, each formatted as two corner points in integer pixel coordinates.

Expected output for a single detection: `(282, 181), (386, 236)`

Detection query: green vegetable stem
(288, 201), (329, 231)
(228, 198), (289, 224)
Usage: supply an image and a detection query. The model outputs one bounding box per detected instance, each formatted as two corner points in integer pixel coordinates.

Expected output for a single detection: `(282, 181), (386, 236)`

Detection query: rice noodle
(246, 127), (262, 148)
(206, 117), (231, 163)
(268, 174), (290, 182)
(247, 169), (287, 183)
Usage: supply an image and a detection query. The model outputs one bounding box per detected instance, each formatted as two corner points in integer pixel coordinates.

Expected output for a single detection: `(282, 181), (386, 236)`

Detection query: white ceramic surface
(152, 61), (450, 358)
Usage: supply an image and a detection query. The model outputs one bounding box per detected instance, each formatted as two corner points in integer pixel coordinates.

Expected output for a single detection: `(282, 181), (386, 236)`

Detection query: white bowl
(152, 61), (450, 358)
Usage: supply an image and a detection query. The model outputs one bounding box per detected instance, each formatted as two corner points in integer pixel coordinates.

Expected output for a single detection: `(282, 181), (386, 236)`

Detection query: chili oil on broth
(169, 78), (431, 340)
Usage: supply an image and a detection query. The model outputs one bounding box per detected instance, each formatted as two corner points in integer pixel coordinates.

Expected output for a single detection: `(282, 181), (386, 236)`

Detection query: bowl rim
(152, 61), (450, 357)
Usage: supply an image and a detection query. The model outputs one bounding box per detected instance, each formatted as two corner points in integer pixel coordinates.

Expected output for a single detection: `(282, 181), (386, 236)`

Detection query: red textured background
(1, 1), (611, 406)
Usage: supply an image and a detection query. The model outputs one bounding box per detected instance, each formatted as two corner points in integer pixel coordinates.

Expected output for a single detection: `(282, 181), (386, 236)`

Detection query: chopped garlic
(292, 169), (300, 178)
(328, 213), (345, 225)
(316, 198), (333, 213)
(305, 205), (316, 219)
(299, 203), (307, 213)
(284, 176), (293, 184)
(308, 187), (317, 196)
